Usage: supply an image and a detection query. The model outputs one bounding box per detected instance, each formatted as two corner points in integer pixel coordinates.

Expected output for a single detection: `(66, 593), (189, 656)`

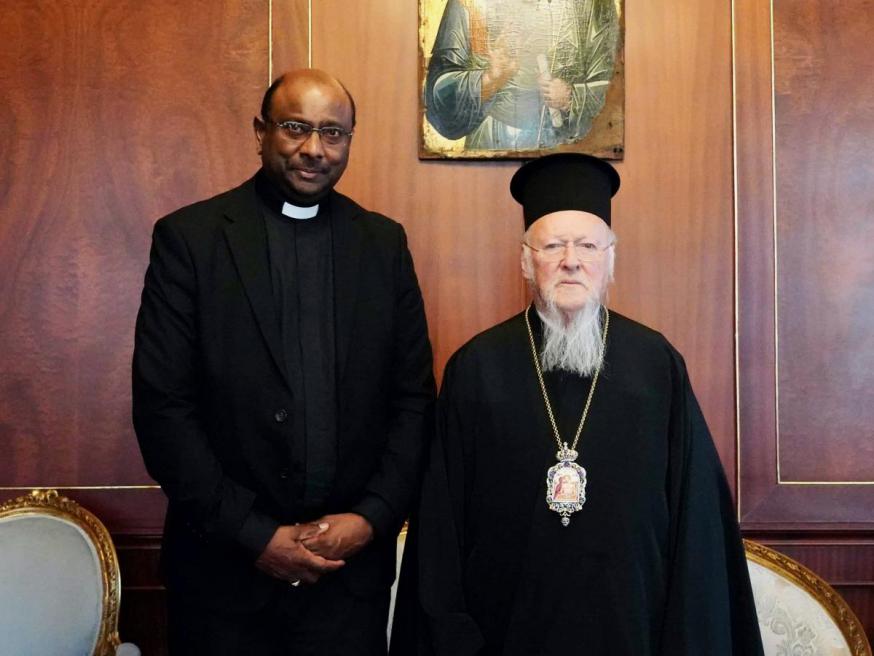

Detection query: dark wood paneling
(272, 0), (310, 74)
(120, 588), (168, 656)
(736, 0), (874, 639)
(618, 0), (736, 475)
(0, 3), (276, 647)
(0, 0), (269, 531)
(311, 0), (738, 480)
(736, 0), (874, 525)
(772, 0), (874, 483)
(0, 488), (166, 533)
(117, 535), (167, 655)
(735, 0), (780, 518)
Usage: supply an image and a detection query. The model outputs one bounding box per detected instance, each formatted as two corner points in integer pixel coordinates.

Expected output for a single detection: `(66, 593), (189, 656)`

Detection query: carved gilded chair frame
(0, 489), (123, 656)
(744, 539), (871, 656)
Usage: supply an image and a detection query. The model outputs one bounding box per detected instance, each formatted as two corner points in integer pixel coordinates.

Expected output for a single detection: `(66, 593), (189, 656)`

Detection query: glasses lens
(537, 243), (606, 262)
(280, 121), (311, 139)
(320, 127), (346, 145)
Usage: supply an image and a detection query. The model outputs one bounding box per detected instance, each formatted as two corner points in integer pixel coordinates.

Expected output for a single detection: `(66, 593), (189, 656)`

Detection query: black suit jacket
(132, 175), (435, 610)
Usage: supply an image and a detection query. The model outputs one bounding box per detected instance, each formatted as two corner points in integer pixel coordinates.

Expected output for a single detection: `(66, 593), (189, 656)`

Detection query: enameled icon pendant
(546, 443), (587, 526)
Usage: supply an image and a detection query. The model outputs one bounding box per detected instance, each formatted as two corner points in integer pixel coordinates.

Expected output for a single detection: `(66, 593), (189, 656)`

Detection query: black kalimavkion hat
(510, 153), (621, 229)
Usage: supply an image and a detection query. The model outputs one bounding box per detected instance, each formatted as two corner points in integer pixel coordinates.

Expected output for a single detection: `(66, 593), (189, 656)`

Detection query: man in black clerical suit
(391, 154), (764, 655)
(132, 69), (434, 655)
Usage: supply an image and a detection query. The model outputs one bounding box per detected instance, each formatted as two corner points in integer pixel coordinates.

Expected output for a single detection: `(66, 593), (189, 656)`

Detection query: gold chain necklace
(523, 304), (610, 526)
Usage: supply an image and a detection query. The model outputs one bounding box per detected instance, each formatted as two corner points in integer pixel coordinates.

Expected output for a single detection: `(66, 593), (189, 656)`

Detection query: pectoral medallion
(546, 443), (587, 527)
(524, 305), (608, 529)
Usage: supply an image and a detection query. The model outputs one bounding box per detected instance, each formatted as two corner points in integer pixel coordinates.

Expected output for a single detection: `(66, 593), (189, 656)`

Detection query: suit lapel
(330, 193), (363, 384)
(222, 180), (292, 391)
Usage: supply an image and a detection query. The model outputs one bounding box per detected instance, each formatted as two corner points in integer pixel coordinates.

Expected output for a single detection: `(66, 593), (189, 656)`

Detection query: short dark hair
(259, 74), (357, 128)
(260, 76), (285, 122)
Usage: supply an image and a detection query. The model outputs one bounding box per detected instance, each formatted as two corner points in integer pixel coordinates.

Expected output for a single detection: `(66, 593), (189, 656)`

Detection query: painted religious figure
(546, 455), (587, 526)
(553, 471), (580, 503)
(419, 0), (624, 159)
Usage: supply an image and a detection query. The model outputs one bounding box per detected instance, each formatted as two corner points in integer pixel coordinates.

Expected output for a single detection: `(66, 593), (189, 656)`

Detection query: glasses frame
(267, 119), (354, 146)
(522, 239), (615, 263)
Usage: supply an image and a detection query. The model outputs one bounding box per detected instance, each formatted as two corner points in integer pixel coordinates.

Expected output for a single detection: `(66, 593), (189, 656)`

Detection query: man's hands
(255, 524), (345, 585)
(301, 513), (374, 561)
(255, 514), (374, 586)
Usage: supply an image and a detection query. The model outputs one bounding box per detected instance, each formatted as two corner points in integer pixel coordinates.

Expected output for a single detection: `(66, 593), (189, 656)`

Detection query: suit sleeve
(132, 217), (277, 554)
(657, 350), (764, 655)
(351, 225), (437, 538)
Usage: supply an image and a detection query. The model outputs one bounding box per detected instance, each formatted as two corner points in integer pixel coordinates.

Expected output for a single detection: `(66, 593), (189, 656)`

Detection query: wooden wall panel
(734, 0), (780, 524)
(0, 0), (270, 535)
(116, 535), (166, 653)
(0, 3), (275, 652)
(736, 0), (874, 527)
(271, 0), (310, 75)
(773, 1), (874, 483)
(736, 0), (874, 639)
(310, 0), (738, 476)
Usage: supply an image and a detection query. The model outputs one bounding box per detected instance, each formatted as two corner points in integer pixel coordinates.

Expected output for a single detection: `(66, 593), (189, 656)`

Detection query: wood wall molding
(735, 0), (874, 639)
(735, 0), (874, 529)
(271, 0), (310, 75)
(115, 534), (166, 655)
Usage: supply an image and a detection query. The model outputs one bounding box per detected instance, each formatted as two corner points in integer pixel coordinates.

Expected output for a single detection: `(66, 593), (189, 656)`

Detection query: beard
(538, 293), (605, 377)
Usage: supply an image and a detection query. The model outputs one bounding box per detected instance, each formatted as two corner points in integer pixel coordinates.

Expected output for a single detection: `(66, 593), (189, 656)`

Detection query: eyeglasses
(523, 239), (614, 263)
(268, 120), (353, 146)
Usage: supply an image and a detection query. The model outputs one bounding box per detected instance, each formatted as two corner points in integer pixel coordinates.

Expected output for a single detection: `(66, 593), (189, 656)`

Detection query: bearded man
(425, 0), (620, 151)
(390, 154), (764, 655)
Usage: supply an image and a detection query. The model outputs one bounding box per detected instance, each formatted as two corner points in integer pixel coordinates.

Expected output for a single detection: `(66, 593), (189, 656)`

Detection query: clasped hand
(255, 513), (374, 586)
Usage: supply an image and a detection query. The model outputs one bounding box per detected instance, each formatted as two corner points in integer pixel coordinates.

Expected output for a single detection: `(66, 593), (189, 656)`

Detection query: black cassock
(391, 309), (763, 656)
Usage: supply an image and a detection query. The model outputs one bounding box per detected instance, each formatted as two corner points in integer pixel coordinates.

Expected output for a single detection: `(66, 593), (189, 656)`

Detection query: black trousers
(167, 575), (390, 656)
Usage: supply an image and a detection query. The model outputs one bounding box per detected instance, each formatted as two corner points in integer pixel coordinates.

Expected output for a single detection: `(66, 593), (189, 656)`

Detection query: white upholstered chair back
(387, 525), (407, 642)
(0, 489), (140, 656)
(745, 539), (871, 656)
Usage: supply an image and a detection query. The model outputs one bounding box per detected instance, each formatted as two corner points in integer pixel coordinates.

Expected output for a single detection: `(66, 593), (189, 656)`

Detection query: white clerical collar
(281, 201), (319, 220)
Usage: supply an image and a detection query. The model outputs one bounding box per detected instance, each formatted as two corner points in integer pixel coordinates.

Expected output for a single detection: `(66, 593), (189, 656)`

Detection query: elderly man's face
(522, 210), (614, 314)
(254, 73), (353, 204)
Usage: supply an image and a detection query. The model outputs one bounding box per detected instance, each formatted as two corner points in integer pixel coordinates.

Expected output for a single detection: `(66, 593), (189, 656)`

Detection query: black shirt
(257, 173), (337, 510)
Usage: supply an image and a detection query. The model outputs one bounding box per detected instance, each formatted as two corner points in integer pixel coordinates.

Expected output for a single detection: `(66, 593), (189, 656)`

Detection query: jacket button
(274, 409), (288, 423)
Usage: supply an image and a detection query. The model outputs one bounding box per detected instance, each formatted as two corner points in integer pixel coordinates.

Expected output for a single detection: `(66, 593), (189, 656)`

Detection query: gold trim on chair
(0, 489), (123, 656)
(744, 539), (871, 656)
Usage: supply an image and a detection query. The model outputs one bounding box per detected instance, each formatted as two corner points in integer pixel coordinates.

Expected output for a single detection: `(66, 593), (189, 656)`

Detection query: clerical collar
(254, 170), (323, 220)
(281, 201), (318, 220)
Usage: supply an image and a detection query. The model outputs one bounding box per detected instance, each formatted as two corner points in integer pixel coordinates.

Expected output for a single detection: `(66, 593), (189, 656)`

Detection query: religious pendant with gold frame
(546, 443), (587, 526)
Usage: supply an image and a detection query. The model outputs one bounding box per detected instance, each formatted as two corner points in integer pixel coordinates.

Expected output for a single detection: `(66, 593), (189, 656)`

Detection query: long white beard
(538, 297), (605, 377)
